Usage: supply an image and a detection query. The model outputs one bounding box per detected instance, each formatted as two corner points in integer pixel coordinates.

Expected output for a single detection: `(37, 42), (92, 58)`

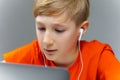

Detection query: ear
(79, 20), (89, 35)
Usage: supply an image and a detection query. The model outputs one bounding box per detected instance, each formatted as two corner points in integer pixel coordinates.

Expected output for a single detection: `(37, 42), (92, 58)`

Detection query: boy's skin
(35, 13), (89, 67)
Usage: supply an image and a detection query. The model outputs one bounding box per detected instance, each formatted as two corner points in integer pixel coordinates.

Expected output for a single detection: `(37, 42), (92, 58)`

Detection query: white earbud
(79, 28), (83, 41)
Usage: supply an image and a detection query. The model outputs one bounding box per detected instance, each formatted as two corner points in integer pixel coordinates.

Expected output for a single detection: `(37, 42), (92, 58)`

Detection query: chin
(45, 55), (56, 61)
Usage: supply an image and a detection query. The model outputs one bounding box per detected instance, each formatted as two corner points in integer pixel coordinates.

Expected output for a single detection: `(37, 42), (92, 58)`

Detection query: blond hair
(33, 0), (90, 26)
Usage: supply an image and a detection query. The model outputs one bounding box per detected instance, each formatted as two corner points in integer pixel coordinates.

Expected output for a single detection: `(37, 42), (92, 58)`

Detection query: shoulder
(80, 39), (115, 67)
(80, 40), (113, 53)
(3, 39), (41, 64)
(79, 40), (120, 80)
(5, 39), (39, 54)
(80, 40), (120, 79)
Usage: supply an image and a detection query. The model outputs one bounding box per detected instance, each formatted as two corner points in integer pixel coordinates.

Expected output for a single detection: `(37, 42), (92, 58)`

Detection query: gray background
(0, 0), (120, 61)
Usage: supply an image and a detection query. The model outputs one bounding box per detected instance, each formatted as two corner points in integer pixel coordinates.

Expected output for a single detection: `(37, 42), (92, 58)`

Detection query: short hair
(33, 0), (90, 26)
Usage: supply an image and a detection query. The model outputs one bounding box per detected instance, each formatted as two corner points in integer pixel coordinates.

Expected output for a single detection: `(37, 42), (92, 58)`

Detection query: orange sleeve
(3, 40), (44, 65)
(97, 45), (120, 80)
(3, 41), (35, 64)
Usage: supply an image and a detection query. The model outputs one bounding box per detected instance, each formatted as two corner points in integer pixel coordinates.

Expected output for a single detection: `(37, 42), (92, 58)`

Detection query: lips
(46, 49), (56, 52)
(44, 49), (57, 53)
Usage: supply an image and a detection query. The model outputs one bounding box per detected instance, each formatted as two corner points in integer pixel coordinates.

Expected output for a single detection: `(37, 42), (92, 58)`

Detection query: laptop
(0, 63), (69, 80)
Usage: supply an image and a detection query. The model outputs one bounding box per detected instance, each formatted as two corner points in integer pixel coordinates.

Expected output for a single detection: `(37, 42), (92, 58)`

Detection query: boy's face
(35, 14), (80, 63)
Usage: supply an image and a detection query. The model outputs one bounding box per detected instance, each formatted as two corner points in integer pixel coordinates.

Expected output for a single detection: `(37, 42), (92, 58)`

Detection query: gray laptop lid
(0, 63), (69, 80)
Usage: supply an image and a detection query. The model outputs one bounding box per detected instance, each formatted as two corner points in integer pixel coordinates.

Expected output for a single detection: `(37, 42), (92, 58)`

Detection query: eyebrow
(52, 23), (66, 28)
(36, 21), (67, 28)
(36, 22), (45, 26)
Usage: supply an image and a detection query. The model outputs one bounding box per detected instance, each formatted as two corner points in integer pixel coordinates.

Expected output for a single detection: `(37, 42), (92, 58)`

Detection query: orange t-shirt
(4, 39), (120, 80)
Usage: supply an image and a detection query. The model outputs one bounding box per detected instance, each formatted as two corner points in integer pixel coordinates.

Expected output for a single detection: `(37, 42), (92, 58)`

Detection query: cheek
(63, 32), (78, 42)
(57, 33), (78, 49)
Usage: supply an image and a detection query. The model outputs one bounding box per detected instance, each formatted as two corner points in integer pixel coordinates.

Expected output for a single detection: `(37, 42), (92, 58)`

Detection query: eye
(55, 29), (65, 33)
(37, 27), (46, 31)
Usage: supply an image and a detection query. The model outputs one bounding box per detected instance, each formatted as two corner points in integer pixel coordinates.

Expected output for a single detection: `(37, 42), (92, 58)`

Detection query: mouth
(44, 49), (57, 53)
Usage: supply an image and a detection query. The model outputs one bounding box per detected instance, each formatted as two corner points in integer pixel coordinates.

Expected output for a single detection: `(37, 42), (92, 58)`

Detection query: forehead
(35, 13), (74, 25)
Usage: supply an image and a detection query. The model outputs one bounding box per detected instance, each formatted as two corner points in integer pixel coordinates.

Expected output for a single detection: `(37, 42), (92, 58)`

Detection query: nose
(43, 31), (54, 46)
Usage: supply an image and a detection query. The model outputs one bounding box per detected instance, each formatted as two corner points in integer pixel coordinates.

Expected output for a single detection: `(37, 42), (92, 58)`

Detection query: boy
(3, 0), (120, 80)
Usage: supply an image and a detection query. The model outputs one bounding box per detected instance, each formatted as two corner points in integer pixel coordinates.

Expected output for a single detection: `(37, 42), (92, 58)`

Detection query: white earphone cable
(77, 40), (84, 80)
(77, 28), (84, 80)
